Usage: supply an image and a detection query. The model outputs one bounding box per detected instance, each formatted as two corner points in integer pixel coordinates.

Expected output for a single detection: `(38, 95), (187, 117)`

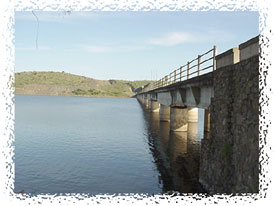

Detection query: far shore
(15, 92), (135, 99)
(15, 71), (152, 99)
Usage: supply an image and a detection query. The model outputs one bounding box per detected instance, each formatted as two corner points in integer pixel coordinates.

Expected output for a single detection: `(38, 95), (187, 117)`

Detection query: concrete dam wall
(200, 51), (259, 193)
(136, 36), (259, 193)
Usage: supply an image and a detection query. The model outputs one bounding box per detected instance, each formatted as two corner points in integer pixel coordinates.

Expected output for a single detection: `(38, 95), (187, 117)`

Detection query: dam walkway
(136, 36), (259, 193)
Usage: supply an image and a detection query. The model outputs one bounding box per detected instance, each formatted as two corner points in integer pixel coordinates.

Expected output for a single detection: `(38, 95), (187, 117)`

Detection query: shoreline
(14, 93), (133, 99)
(14, 71), (152, 99)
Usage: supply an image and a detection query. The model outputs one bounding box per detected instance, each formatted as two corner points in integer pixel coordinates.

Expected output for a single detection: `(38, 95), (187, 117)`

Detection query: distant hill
(15, 71), (153, 98)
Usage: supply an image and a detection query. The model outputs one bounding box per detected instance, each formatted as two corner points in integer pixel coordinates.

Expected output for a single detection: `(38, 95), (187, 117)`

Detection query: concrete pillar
(204, 109), (210, 132)
(148, 100), (160, 112)
(144, 99), (149, 108)
(188, 108), (198, 123)
(141, 96), (144, 105)
(159, 104), (170, 122)
(188, 122), (198, 134)
(149, 112), (160, 130)
(170, 106), (189, 132)
(139, 96), (144, 104)
(143, 97), (147, 106)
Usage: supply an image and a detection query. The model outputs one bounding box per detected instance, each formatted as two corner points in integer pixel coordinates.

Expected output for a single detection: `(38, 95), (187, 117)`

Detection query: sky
(15, 11), (259, 81)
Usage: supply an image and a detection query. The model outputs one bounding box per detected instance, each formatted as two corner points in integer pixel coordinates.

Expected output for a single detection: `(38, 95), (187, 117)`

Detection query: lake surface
(14, 95), (205, 195)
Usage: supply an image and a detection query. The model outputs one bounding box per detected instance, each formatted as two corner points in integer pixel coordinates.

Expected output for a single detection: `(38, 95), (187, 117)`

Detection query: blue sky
(15, 11), (259, 81)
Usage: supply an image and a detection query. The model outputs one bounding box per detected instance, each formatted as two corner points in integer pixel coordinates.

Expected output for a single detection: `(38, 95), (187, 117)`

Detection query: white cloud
(148, 30), (236, 47)
(79, 32), (196, 53)
(149, 32), (194, 46)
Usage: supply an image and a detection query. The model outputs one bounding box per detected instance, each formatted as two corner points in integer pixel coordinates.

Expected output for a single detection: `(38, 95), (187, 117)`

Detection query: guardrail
(142, 46), (217, 92)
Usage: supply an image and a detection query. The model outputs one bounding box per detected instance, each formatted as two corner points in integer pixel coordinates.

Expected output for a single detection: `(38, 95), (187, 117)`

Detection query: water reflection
(140, 103), (205, 193)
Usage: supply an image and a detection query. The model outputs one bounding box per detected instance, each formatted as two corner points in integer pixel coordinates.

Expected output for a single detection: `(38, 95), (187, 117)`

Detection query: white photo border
(0, 0), (274, 205)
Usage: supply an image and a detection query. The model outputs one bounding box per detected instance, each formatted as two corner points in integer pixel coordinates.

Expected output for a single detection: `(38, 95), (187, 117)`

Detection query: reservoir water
(14, 95), (205, 195)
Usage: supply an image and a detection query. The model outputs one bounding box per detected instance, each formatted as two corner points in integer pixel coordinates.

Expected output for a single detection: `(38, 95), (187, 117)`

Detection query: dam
(136, 36), (259, 193)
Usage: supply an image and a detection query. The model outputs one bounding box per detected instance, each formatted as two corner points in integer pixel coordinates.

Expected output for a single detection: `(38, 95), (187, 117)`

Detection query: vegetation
(15, 71), (153, 98)
(15, 71), (93, 88)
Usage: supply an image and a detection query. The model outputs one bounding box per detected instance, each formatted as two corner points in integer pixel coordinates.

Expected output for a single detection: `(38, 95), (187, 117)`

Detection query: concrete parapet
(170, 106), (189, 132)
(239, 35), (259, 61)
(159, 104), (170, 121)
(216, 48), (240, 69)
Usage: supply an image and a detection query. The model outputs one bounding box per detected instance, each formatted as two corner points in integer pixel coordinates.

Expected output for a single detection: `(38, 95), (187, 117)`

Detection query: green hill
(15, 71), (153, 98)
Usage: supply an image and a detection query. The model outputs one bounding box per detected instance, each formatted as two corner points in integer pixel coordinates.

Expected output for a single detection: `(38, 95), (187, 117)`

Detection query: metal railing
(146, 46), (217, 91)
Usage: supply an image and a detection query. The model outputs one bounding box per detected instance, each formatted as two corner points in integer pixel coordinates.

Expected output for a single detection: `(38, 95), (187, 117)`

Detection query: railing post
(180, 66), (182, 81)
(187, 62), (190, 79)
(213, 45), (217, 71)
(140, 46), (216, 93)
(197, 55), (201, 76)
